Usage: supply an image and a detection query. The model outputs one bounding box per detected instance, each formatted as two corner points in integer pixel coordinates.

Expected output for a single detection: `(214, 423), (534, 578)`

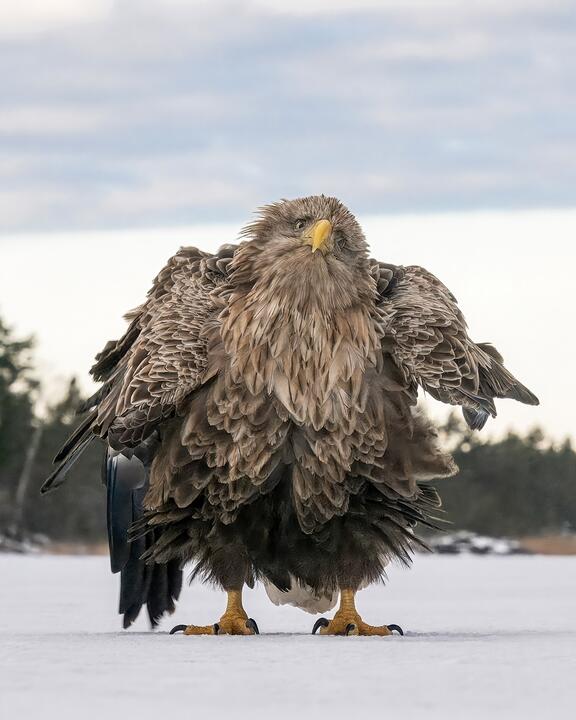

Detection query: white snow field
(1, 554), (575, 720)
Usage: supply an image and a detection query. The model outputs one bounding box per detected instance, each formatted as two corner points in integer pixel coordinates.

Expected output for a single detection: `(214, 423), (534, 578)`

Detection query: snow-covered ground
(1, 554), (574, 719)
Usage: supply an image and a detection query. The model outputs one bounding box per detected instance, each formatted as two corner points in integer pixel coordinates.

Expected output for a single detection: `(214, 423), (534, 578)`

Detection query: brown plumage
(43, 195), (538, 628)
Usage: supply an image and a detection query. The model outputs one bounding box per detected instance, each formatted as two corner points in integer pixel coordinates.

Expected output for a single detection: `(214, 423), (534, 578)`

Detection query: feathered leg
(171, 587), (259, 636)
(312, 589), (403, 637)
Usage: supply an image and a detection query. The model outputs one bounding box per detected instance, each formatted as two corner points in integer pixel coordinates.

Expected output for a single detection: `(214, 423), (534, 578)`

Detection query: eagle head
(231, 195), (375, 316)
(220, 197), (382, 411)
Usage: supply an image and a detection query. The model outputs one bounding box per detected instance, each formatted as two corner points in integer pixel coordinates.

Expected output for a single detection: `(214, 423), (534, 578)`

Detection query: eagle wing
(41, 242), (237, 493)
(93, 243), (237, 448)
(370, 261), (539, 429)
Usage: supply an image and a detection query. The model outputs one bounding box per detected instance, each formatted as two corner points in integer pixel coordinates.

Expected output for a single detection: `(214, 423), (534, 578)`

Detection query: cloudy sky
(0, 0), (575, 232)
(0, 1), (574, 440)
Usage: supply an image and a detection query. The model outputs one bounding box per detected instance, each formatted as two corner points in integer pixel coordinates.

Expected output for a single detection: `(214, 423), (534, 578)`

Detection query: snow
(1, 554), (575, 720)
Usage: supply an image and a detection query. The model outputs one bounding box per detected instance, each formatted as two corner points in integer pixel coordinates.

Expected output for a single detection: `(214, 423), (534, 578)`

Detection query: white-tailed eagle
(43, 196), (538, 636)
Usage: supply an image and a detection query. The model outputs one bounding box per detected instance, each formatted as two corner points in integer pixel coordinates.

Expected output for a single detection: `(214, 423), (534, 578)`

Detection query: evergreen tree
(0, 316), (38, 528)
(435, 413), (576, 537)
(24, 378), (106, 542)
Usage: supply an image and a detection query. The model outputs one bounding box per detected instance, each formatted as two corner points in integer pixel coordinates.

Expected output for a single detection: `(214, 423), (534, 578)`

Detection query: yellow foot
(312, 612), (402, 636)
(170, 589), (259, 636)
(311, 589), (404, 637)
(171, 613), (259, 636)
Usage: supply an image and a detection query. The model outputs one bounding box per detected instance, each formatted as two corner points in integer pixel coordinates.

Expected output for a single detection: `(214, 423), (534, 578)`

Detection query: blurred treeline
(0, 316), (105, 542)
(0, 312), (574, 543)
(435, 417), (576, 537)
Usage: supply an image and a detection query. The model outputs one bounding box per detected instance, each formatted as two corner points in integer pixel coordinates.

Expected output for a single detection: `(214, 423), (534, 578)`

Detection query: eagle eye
(334, 230), (347, 249)
(294, 218), (307, 231)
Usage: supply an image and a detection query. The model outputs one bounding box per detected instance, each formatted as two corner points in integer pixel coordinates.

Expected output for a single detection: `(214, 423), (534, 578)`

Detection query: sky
(0, 1), (574, 440)
(0, 0), (575, 232)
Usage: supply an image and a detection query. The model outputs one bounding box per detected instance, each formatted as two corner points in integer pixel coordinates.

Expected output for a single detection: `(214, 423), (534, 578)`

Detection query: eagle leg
(312, 590), (403, 637)
(170, 589), (259, 636)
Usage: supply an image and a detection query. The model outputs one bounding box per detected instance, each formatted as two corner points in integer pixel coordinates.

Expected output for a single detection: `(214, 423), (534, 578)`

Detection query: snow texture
(1, 553), (575, 720)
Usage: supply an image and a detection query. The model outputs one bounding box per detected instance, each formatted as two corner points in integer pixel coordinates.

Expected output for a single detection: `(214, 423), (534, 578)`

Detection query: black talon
(345, 623), (356, 636)
(213, 623), (220, 635)
(312, 618), (330, 635)
(170, 625), (188, 635)
(246, 618), (260, 635)
(387, 624), (404, 636)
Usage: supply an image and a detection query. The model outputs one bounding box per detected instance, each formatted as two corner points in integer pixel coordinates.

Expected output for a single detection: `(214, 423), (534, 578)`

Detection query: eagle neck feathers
(218, 244), (383, 430)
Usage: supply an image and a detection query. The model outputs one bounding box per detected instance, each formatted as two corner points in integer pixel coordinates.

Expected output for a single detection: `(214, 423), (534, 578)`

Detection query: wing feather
(42, 243), (237, 492)
(100, 243), (237, 447)
(373, 262), (539, 429)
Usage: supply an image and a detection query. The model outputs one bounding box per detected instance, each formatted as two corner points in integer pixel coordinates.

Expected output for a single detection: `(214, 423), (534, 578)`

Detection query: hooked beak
(302, 219), (332, 253)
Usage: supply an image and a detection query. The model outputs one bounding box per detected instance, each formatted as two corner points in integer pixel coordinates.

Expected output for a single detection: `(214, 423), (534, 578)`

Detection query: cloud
(253, 0), (576, 18)
(0, 105), (107, 135)
(0, 1), (114, 36)
(0, 0), (574, 232)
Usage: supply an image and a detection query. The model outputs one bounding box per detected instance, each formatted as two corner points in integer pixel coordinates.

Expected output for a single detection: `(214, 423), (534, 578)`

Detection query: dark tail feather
(119, 530), (150, 628)
(41, 434), (95, 494)
(146, 558), (182, 627)
(106, 451), (182, 628)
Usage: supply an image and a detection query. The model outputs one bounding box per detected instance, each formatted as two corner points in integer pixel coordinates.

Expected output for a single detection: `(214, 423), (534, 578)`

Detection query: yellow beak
(304, 219), (332, 253)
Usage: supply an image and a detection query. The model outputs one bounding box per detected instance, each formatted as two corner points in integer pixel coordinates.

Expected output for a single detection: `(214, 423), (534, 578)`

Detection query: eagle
(42, 195), (538, 636)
